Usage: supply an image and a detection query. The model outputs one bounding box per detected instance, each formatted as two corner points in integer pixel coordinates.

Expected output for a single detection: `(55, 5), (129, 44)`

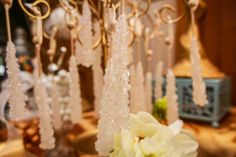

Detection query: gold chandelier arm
(128, 27), (135, 47)
(93, 35), (102, 49)
(137, 0), (151, 17)
(59, 0), (78, 13)
(158, 4), (186, 24)
(88, 0), (101, 18)
(17, 0), (50, 20)
(43, 31), (50, 39)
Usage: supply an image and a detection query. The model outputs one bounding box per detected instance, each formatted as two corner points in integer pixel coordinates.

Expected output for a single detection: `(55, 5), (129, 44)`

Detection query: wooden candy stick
(146, 49), (153, 72)
(65, 9), (82, 124)
(144, 27), (150, 56)
(165, 15), (174, 69)
(57, 46), (67, 68)
(47, 26), (58, 63)
(145, 49), (153, 113)
(32, 7), (43, 77)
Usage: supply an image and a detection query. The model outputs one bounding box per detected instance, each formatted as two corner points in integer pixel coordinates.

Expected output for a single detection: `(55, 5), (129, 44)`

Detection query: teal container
(158, 77), (231, 127)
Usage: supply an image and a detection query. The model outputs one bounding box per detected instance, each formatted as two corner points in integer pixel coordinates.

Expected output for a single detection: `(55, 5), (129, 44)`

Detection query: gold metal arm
(17, 0), (50, 20)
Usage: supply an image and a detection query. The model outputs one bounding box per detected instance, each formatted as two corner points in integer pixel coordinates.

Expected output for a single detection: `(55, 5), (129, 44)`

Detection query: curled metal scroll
(137, 0), (151, 17)
(126, 0), (151, 18)
(17, 0), (51, 20)
(158, 4), (187, 24)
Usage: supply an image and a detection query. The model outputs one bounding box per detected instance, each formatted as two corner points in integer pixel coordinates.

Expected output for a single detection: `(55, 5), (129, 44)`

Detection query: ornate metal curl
(17, 0), (50, 20)
(126, 0), (151, 18)
(158, 4), (187, 24)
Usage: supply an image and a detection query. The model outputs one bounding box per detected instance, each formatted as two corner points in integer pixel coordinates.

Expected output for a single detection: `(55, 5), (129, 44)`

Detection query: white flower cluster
(110, 112), (198, 157)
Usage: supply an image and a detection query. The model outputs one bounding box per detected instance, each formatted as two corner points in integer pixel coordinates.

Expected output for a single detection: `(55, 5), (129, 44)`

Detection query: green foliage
(153, 97), (167, 121)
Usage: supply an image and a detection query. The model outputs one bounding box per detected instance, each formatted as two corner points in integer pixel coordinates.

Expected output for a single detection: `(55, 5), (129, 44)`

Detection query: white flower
(110, 112), (198, 157)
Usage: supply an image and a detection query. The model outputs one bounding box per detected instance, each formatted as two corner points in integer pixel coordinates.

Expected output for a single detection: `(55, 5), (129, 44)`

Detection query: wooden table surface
(1, 108), (235, 157)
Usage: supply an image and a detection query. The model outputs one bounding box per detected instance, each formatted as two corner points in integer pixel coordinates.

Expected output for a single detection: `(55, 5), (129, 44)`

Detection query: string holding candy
(92, 21), (104, 116)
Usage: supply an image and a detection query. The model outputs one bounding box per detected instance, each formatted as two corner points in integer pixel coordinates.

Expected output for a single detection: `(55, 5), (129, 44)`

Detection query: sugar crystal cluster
(155, 61), (163, 100)
(145, 72), (153, 113)
(129, 62), (146, 113)
(190, 36), (208, 107)
(92, 21), (104, 115)
(6, 41), (27, 120)
(76, 0), (94, 67)
(166, 69), (179, 125)
(68, 56), (82, 124)
(51, 79), (62, 130)
(34, 79), (55, 149)
(95, 15), (130, 156)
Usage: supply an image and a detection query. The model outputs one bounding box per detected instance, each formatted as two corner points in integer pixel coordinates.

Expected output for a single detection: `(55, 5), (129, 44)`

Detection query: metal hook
(59, 0), (78, 13)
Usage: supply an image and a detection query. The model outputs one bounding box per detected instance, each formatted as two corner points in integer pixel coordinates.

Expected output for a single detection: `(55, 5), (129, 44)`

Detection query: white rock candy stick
(145, 72), (153, 113)
(190, 36), (208, 106)
(68, 56), (82, 124)
(6, 41), (27, 119)
(155, 61), (163, 100)
(129, 62), (146, 113)
(34, 79), (55, 149)
(92, 22), (104, 116)
(76, 0), (94, 67)
(166, 69), (179, 125)
(95, 15), (130, 156)
(4, 2), (27, 120)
